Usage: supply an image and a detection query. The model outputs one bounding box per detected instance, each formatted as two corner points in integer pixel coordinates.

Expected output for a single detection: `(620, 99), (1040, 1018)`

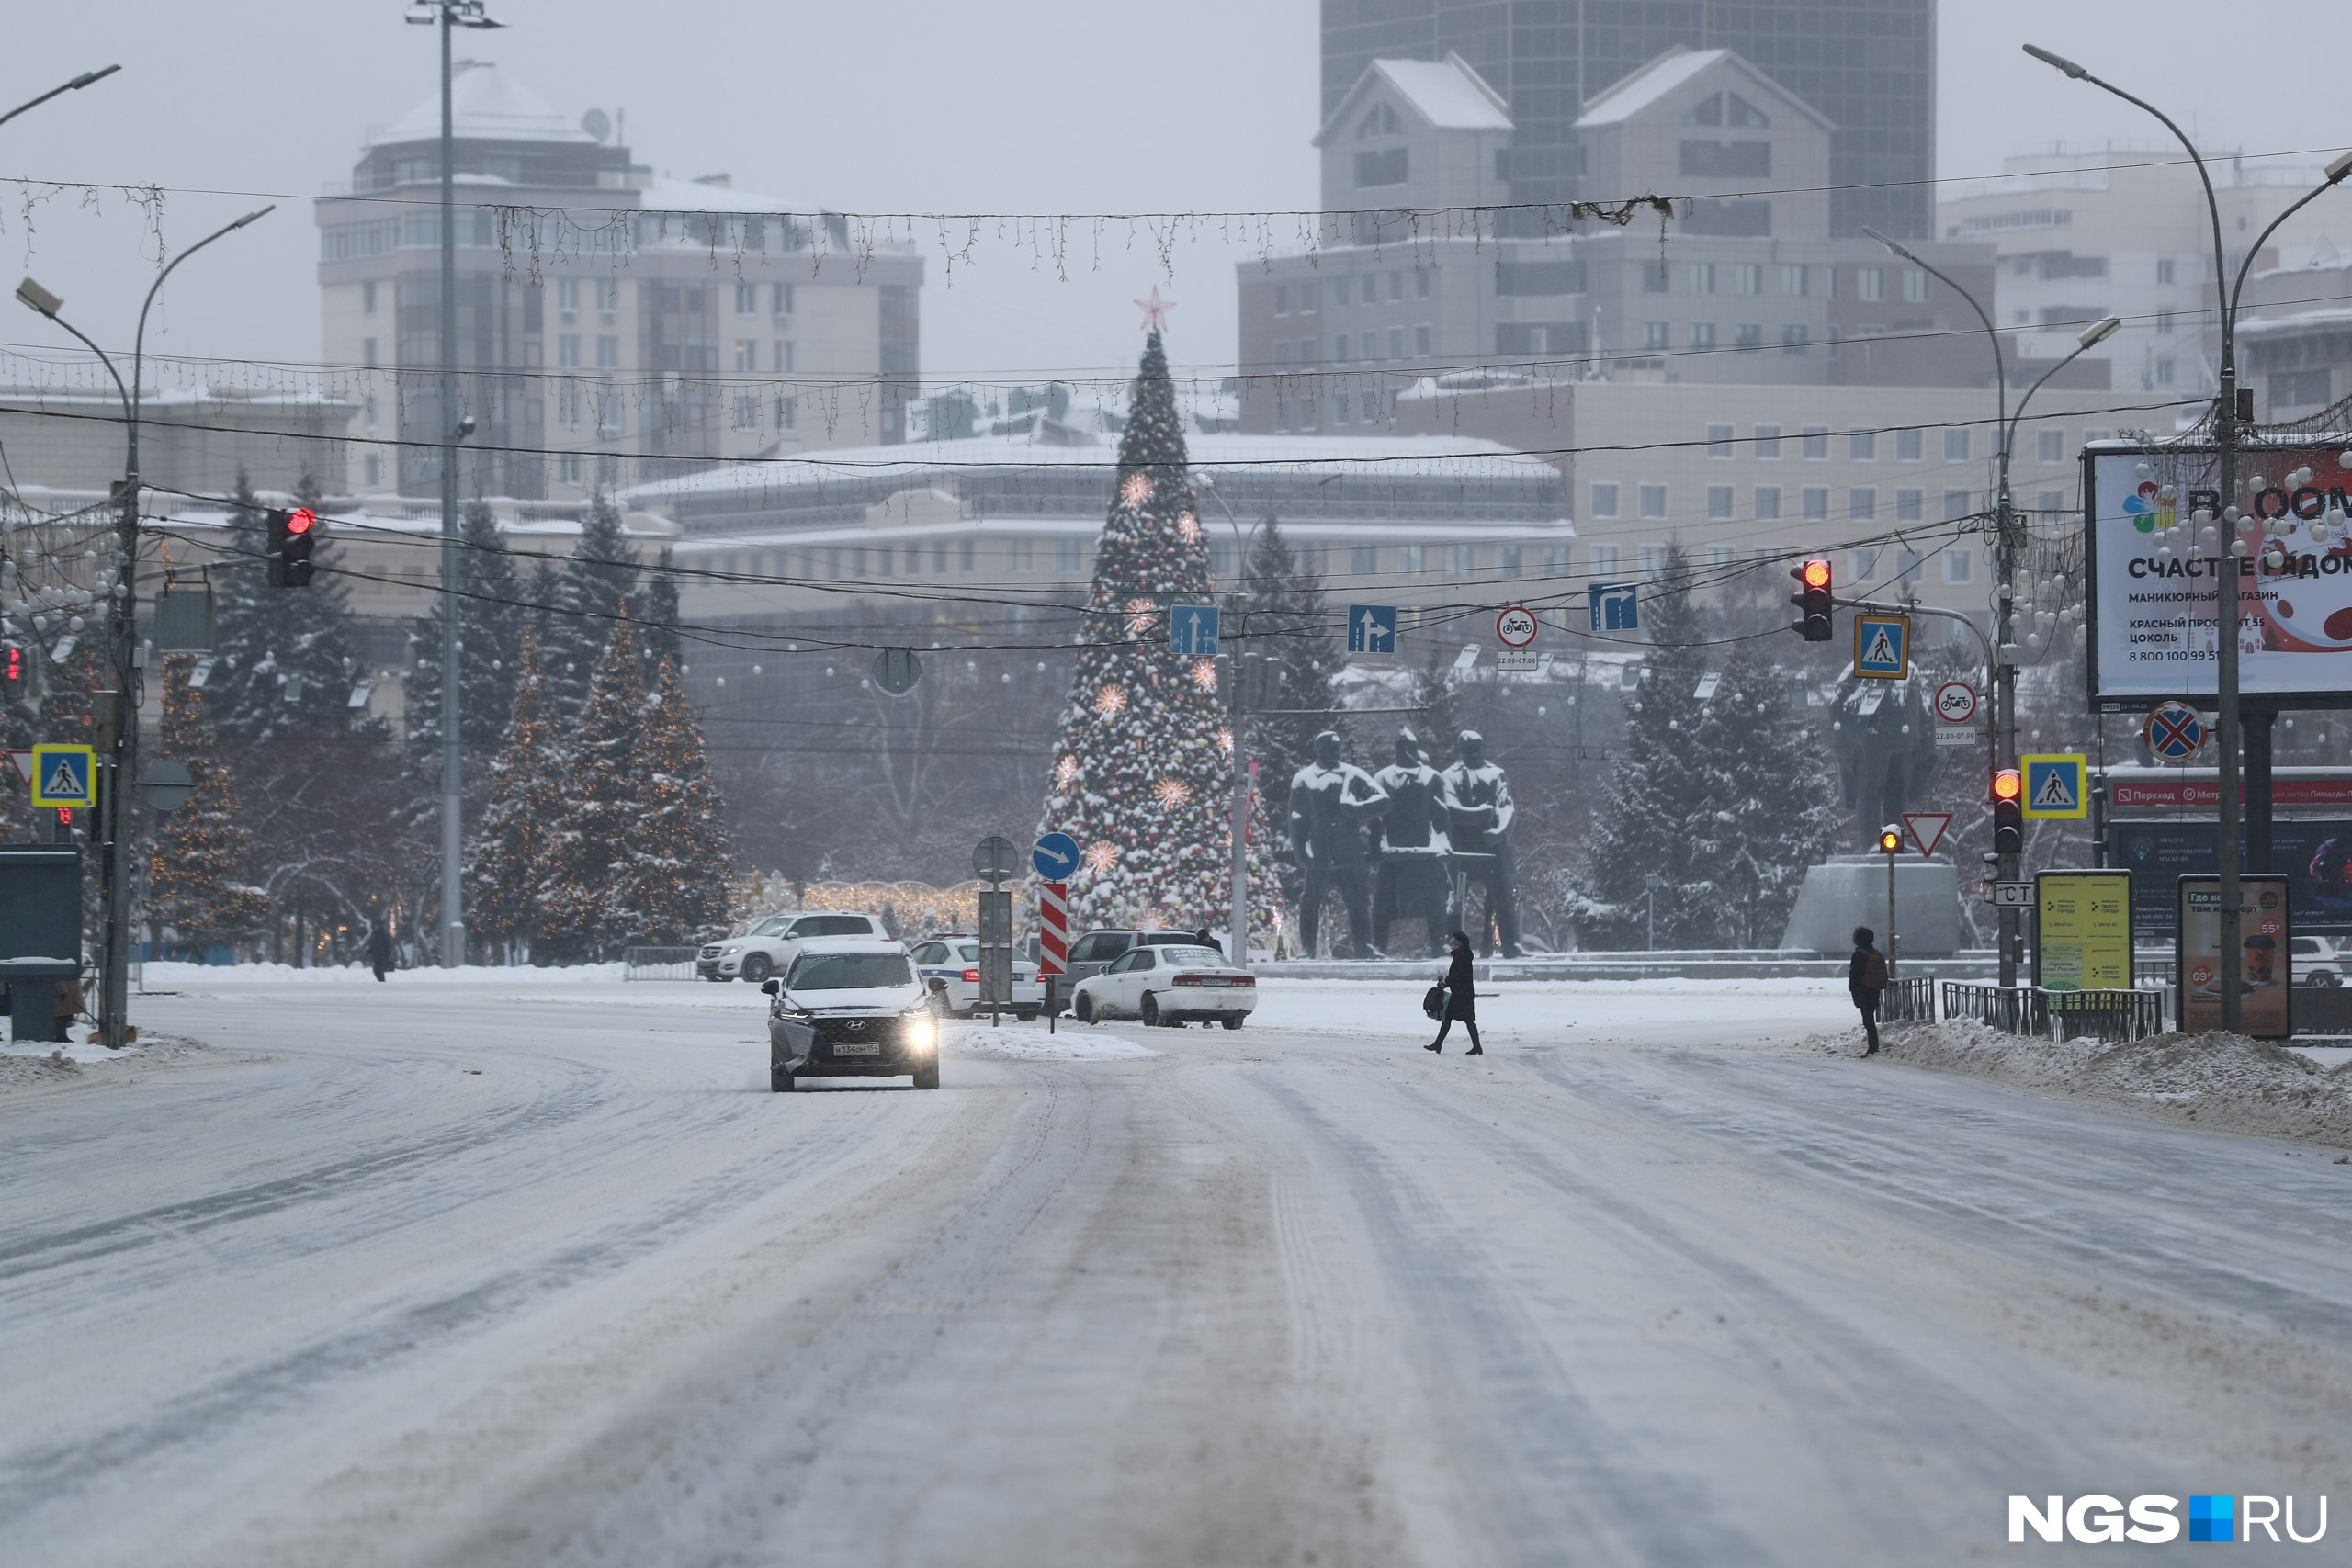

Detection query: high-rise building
(315, 63), (922, 502)
(1321, 0), (1936, 238)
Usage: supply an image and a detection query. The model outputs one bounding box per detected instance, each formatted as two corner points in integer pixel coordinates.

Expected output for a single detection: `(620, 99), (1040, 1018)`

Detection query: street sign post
(2021, 753), (2089, 819)
(1934, 726), (1982, 749)
(972, 835), (1018, 883)
(972, 835), (1017, 1027)
(1032, 832), (1080, 881)
(1494, 649), (1542, 673)
(1037, 879), (1069, 1032)
(1589, 582), (1638, 632)
(1853, 614), (1910, 679)
(1990, 881), (2036, 908)
(2143, 700), (2206, 761)
(1170, 604), (1221, 656)
(28, 744), (96, 809)
(1346, 604), (1397, 658)
(1495, 605), (1538, 649)
(873, 647), (922, 696)
(1934, 681), (1979, 724)
(1902, 811), (1953, 858)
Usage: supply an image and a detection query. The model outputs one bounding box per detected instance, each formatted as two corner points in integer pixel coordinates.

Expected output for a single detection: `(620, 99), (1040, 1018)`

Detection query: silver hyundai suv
(699, 910), (888, 984)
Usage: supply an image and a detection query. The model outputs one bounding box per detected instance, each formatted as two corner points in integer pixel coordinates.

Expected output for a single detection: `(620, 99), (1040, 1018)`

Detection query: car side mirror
(761, 978), (780, 996)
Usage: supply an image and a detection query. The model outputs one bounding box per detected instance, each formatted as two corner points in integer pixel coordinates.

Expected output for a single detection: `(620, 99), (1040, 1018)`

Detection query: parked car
(699, 910), (888, 983)
(1069, 942), (1257, 1030)
(908, 934), (1045, 1019)
(2290, 934), (2344, 987)
(1059, 928), (1221, 988)
(763, 937), (937, 1091)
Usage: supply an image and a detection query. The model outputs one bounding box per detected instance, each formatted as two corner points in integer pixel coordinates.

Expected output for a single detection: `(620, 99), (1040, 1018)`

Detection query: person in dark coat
(1849, 924), (1887, 1055)
(1425, 930), (1482, 1054)
(366, 920), (395, 983)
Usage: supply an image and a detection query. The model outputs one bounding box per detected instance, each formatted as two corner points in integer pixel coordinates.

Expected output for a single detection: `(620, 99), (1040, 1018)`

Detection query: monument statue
(1831, 674), (1939, 846)
(1372, 726), (1453, 956)
(1441, 728), (1521, 957)
(1289, 730), (1389, 958)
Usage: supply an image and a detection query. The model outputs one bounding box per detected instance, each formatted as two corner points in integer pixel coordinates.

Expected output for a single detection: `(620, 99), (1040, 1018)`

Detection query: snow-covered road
(3, 976), (2346, 1565)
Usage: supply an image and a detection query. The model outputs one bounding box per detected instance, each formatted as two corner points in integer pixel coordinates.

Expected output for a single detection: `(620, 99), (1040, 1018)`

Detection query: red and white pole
(1039, 880), (1068, 1032)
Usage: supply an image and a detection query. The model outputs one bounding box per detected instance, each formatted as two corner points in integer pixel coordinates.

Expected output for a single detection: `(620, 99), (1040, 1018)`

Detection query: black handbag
(1422, 983), (1447, 1021)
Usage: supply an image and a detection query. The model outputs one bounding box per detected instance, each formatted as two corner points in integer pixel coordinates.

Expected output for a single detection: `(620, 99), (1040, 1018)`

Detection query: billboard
(2106, 818), (2352, 937)
(2176, 874), (2291, 1039)
(2084, 440), (2352, 709)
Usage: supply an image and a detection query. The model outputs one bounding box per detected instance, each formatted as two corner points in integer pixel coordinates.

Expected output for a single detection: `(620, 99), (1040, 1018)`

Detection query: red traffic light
(285, 506), (316, 536)
(1801, 558), (1832, 590)
(1991, 768), (2023, 802)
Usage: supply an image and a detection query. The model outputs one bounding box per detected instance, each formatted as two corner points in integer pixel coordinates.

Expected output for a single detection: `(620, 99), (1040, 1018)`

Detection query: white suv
(2290, 935), (2344, 987)
(699, 911), (889, 984)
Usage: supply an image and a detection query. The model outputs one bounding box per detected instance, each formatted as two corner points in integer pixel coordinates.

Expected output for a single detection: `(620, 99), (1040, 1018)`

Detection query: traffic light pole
(435, 0), (465, 968)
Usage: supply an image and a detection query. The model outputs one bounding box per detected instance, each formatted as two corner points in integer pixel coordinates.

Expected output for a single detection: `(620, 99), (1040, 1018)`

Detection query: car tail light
(1228, 976), (1255, 987)
(962, 968), (980, 982)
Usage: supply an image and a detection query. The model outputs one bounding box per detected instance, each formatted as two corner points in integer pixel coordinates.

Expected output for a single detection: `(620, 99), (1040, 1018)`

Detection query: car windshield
(1160, 946), (1225, 966)
(787, 953), (914, 990)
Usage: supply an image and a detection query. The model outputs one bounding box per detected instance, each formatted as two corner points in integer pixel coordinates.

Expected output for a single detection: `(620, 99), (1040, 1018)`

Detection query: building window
(1415, 324), (1431, 356)
(1273, 284), (1289, 316)
(1850, 547), (1879, 581)
(775, 341), (794, 372)
(1349, 142), (1406, 186)
(1781, 324), (1809, 353)
(1333, 337), (1351, 365)
(1705, 545), (1734, 569)
(363, 393), (378, 432)
(1639, 544), (1668, 576)
(1802, 426), (1828, 460)
(1707, 484), (1735, 520)
(1754, 485), (1781, 520)
(1896, 488), (1923, 522)
(597, 453), (618, 485)
(1732, 263), (1762, 296)
(1297, 281), (1317, 313)
(1208, 541), (1230, 577)
(559, 335), (580, 368)
(1754, 424), (1781, 459)
(1707, 423), (1735, 458)
(735, 282), (759, 314)
(1857, 266), (1884, 302)
(596, 335), (619, 369)
(2038, 489), (2067, 517)
(1944, 548), (1973, 584)
(597, 278), (620, 317)
(362, 280), (377, 314)
(2156, 356), (2176, 384)
(735, 339), (757, 372)
(733, 394), (759, 430)
(364, 452), (381, 486)
(774, 283), (794, 315)
(1444, 544), (1475, 578)
(1849, 487), (1876, 522)
(1398, 544), (1426, 574)
(1736, 323), (1763, 351)
(1590, 481), (1620, 518)
(1007, 539), (1033, 572)
(1590, 544), (1621, 576)
(1334, 276), (1350, 306)
(559, 452), (581, 485)
(1638, 483), (1668, 519)
(1901, 267), (1929, 302)
(1689, 322), (1716, 349)
(1943, 487), (1972, 520)
(775, 395), (797, 430)
(1332, 393), (1350, 425)
(1803, 487), (1829, 521)
(1055, 538), (1081, 573)
(363, 336), (378, 368)
(1849, 431), (1876, 461)
(1896, 428), (1922, 461)
(1944, 428), (1969, 461)
(1642, 262), (1668, 293)
(1298, 337), (1318, 365)
(1780, 264), (1808, 298)
(2157, 258), (2176, 285)
(2038, 428), (2064, 464)
(2156, 310), (2175, 335)
(960, 538), (976, 571)
(1688, 262), (1716, 294)
(1351, 546), (1378, 576)
(1642, 321), (1669, 351)
(1388, 326), (1405, 360)
(1499, 546), (1523, 575)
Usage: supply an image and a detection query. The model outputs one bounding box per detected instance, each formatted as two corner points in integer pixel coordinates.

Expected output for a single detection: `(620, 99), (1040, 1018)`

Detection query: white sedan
(1069, 943), (1257, 1030)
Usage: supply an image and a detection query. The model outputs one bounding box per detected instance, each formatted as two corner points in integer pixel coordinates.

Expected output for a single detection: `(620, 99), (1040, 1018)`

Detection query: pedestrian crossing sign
(2019, 753), (2088, 819)
(1853, 613), (1909, 679)
(29, 743), (96, 808)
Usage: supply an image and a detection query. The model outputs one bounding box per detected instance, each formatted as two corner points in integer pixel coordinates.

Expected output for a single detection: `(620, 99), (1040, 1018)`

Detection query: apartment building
(315, 63), (922, 503)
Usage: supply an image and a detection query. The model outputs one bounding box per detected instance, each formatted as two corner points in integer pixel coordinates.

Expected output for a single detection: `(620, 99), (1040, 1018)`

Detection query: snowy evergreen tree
(406, 499), (522, 767)
(1679, 651), (1842, 947)
(1238, 513), (1342, 900)
(1408, 639), (1464, 758)
(148, 654), (267, 953)
(466, 633), (569, 960)
(615, 657), (732, 942)
(537, 615), (647, 960)
(1037, 328), (1283, 934)
(636, 547), (683, 673)
(538, 491), (639, 723)
(206, 470), (376, 743)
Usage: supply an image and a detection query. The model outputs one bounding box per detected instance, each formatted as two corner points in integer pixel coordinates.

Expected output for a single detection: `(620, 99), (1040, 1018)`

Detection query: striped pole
(1039, 881), (1068, 1032)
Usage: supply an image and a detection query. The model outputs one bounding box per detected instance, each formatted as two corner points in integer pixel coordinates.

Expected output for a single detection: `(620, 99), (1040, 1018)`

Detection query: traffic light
(1991, 768), (2024, 857)
(1790, 558), (1833, 641)
(267, 505), (317, 588)
(1877, 826), (1903, 855)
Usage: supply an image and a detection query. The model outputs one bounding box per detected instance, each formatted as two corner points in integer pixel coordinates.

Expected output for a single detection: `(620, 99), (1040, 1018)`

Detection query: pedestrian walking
(366, 920), (395, 984)
(1425, 930), (1483, 1055)
(1849, 924), (1887, 1055)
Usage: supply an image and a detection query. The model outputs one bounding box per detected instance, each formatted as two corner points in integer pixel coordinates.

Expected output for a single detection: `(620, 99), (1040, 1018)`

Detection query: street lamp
(16, 204), (274, 1047)
(1194, 470), (1258, 964)
(0, 65), (121, 133)
(2024, 42), (2352, 1033)
(409, 0), (503, 969)
(1860, 223), (2117, 987)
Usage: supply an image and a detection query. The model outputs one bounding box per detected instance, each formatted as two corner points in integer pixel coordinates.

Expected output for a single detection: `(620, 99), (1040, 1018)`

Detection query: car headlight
(899, 1007), (937, 1051)
(720, 944), (742, 956)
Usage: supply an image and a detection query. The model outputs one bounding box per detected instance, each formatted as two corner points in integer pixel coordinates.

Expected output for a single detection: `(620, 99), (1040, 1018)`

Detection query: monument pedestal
(1778, 854), (1961, 958)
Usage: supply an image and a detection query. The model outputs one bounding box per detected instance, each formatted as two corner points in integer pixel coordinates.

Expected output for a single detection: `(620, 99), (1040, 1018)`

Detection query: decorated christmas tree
(1036, 324), (1281, 935)
(148, 653), (268, 955)
(614, 657), (732, 942)
(465, 632), (571, 960)
(537, 614), (647, 959)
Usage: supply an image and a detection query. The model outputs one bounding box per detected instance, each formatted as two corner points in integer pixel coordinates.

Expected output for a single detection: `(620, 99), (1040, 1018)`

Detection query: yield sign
(1902, 811), (1953, 858)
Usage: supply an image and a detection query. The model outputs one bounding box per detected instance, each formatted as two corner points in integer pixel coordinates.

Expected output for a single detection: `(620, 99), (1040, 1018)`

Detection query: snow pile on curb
(141, 960), (629, 987)
(948, 1025), (1156, 1062)
(0, 1033), (220, 1095)
(1838, 1021), (2352, 1149)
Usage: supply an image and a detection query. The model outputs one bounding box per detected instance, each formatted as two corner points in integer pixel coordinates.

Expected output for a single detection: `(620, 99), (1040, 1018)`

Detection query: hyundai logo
(844, 1021), (865, 1032)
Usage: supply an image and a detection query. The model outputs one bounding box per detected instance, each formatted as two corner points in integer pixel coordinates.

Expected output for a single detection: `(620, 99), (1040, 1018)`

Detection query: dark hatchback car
(763, 939), (940, 1092)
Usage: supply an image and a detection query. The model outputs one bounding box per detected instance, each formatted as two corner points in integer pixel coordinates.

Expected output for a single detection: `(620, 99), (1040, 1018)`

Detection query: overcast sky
(3, 1), (2346, 400)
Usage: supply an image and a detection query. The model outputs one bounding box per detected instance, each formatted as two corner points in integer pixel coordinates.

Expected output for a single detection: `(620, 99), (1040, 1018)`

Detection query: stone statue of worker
(1372, 726), (1453, 956)
(1441, 728), (1522, 958)
(1289, 730), (1389, 959)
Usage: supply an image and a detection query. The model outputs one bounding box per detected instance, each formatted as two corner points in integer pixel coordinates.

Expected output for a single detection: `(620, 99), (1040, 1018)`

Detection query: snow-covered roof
(1315, 53), (1510, 146)
(665, 513), (1570, 554)
(638, 174), (826, 217)
(1577, 47), (1832, 131)
(2237, 306), (2352, 339)
(374, 62), (592, 147)
(627, 431), (1563, 505)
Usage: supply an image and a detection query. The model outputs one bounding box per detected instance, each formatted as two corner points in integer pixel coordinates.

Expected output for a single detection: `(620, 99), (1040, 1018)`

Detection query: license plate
(830, 1040), (881, 1056)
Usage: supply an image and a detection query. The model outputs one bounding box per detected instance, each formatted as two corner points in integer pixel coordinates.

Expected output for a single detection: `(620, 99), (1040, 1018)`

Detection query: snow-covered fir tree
(148, 654), (267, 954)
(1679, 650), (1842, 946)
(406, 499), (522, 767)
(537, 615), (647, 959)
(615, 657), (732, 942)
(1036, 327), (1282, 934)
(466, 633), (570, 961)
(636, 547), (683, 673)
(537, 491), (638, 724)
(206, 470), (376, 743)
(1238, 513), (1343, 902)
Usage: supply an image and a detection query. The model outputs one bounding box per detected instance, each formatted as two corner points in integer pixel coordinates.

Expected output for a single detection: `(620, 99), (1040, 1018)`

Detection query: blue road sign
(1347, 604), (1397, 656)
(1853, 614), (1910, 679)
(1033, 832), (1081, 881)
(1170, 604), (1221, 656)
(2021, 753), (2089, 820)
(28, 743), (95, 808)
(1589, 581), (1638, 632)
(2144, 700), (2205, 760)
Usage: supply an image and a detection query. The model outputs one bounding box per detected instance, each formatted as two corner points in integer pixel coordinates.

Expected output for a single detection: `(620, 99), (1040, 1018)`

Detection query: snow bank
(947, 1023), (1156, 1062)
(1817, 1021), (2352, 1150)
(140, 961), (630, 987)
(0, 1033), (218, 1096)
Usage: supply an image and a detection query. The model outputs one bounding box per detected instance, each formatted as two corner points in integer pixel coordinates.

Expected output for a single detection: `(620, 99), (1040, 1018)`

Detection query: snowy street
(4, 974), (2349, 1565)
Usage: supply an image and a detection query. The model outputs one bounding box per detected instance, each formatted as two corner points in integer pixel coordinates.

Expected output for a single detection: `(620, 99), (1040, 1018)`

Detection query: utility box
(0, 845), (84, 1042)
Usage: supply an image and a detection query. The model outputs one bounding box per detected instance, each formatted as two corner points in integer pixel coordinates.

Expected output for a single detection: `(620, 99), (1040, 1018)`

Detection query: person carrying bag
(1424, 931), (1482, 1055)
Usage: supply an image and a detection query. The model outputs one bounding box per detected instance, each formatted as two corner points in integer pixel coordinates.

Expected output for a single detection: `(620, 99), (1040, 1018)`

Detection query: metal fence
(1940, 982), (2169, 1043)
(1883, 976), (1937, 1023)
(623, 946), (700, 982)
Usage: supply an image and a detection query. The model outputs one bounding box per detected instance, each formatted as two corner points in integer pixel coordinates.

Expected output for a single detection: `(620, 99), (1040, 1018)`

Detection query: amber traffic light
(1790, 558), (1834, 641)
(1991, 769), (2024, 856)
